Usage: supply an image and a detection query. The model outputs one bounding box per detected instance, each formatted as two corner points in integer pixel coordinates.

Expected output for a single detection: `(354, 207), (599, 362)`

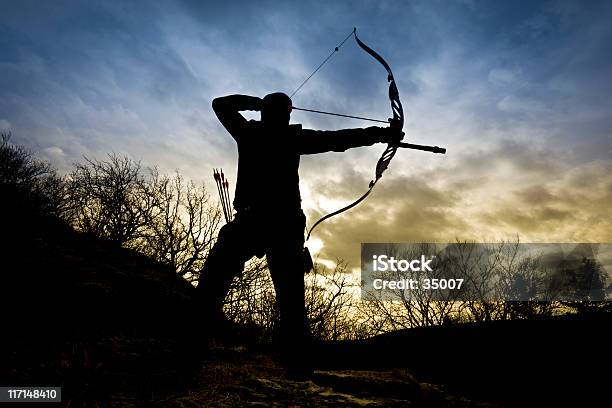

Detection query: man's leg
(196, 219), (251, 327)
(266, 213), (310, 374)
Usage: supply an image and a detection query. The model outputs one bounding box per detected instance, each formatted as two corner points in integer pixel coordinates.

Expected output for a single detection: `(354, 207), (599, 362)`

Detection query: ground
(1, 197), (608, 407)
(98, 345), (499, 408)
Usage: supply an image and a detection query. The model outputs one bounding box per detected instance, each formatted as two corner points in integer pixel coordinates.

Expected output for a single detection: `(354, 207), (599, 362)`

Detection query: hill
(0, 181), (494, 407)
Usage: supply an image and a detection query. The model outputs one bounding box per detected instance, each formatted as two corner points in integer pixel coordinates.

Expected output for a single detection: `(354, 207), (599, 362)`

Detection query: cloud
(306, 137), (612, 269)
(513, 185), (557, 205)
(40, 146), (65, 159)
(0, 119), (11, 131)
(488, 68), (518, 85)
(1, 0), (611, 269)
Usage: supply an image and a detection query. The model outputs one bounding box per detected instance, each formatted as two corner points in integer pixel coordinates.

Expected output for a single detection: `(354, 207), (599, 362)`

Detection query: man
(197, 92), (403, 374)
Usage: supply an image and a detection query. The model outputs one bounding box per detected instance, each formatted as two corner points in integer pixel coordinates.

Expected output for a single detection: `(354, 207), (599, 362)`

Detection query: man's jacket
(212, 94), (388, 214)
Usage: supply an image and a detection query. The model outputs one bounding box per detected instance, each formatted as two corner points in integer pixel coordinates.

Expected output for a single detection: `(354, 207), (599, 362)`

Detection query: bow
(291, 28), (445, 240)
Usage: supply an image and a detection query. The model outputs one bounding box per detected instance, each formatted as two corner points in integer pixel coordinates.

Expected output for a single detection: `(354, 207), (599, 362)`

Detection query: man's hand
(380, 127), (405, 145)
(250, 97), (263, 112)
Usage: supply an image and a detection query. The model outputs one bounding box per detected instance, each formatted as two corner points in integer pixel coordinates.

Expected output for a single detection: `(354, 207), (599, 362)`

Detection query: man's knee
(198, 220), (251, 285)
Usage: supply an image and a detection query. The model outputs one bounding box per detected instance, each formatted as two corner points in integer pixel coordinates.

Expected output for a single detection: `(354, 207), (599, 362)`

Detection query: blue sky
(1, 0), (611, 267)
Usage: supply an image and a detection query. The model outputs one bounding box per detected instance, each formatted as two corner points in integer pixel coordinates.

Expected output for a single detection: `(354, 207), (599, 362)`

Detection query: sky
(1, 0), (611, 270)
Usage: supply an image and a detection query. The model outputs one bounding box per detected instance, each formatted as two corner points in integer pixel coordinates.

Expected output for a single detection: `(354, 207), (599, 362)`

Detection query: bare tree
(222, 257), (362, 342)
(359, 243), (463, 331)
(135, 169), (221, 282)
(224, 257), (279, 339)
(1, 132), (68, 219)
(305, 260), (360, 341)
(559, 257), (610, 315)
(67, 154), (152, 245)
(67, 154), (221, 281)
(358, 240), (565, 333)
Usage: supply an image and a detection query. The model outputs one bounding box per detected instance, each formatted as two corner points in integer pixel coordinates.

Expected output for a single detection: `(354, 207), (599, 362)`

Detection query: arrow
(291, 106), (389, 124)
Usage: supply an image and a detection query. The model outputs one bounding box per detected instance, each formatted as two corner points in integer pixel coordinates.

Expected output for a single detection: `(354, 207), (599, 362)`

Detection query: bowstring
(290, 28), (356, 98)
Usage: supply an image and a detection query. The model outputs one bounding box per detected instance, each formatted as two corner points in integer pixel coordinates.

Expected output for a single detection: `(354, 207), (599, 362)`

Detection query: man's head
(261, 92), (292, 126)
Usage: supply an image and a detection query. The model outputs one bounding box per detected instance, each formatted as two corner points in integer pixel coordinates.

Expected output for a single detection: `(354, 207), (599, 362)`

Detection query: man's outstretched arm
(296, 126), (403, 155)
(212, 95), (262, 141)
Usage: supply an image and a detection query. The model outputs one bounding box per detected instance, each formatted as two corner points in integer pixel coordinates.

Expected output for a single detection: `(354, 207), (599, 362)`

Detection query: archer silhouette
(197, 92), (403, 374)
